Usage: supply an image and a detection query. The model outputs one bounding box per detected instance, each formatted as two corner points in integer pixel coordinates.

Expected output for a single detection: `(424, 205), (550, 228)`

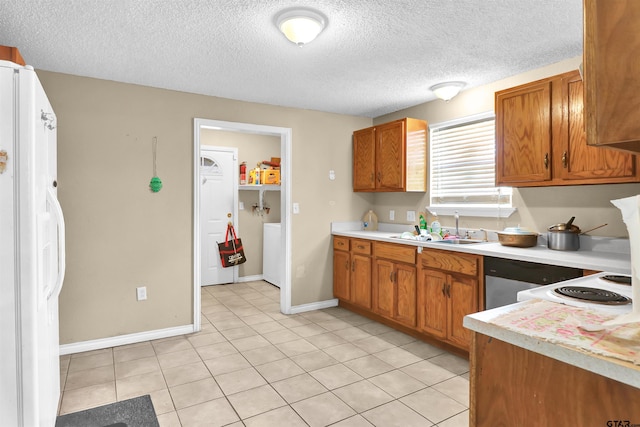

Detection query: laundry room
(201, 128), (282, 286)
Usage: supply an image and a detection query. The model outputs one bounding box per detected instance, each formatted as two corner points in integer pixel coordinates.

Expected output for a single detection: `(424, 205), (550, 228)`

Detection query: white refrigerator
(0, 60), (66, 426)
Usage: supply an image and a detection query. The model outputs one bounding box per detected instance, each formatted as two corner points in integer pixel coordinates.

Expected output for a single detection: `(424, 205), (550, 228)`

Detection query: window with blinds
(430, 114), (511, 207)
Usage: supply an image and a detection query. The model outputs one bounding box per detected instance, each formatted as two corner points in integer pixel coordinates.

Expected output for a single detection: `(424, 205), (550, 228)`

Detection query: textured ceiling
(0, 0), (583, 117)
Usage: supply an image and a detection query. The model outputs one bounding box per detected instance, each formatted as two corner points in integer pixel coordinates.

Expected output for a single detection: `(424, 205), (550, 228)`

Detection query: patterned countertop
(464, 300), (640, 389)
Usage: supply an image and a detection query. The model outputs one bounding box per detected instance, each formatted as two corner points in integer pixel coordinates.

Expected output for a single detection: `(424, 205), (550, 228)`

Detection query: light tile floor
(59, 281), (470, 427)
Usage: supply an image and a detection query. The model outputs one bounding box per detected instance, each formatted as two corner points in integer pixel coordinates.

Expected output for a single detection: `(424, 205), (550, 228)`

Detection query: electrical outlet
(136, 286), (147, 301)
(407, 210), (416, 222)
(239, 201), (244, 210)
(389, 210), (395, 221)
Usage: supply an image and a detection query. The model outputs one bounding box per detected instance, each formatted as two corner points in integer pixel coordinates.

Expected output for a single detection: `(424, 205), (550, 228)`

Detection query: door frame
(200, 145), (239, 285)
(193, 118), (293, 331)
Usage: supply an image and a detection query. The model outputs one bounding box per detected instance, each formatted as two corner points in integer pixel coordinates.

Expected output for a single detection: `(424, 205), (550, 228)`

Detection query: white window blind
(430, 114), (511, 207)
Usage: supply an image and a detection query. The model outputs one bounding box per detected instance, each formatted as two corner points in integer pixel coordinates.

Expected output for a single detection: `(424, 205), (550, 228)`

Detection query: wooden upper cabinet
(496, 79), (552, 185)
(584, 0), (640, 153)
(376, 120), (405, 190)
(353, 118), (427, 192)
(353, 127), (376, 191)
(0, 46), (26, 65)
(496, 70), (640, 187)
(557, 72), (638, 181)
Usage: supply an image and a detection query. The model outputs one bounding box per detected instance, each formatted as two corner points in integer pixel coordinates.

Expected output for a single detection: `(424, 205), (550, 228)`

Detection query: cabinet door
(376, 120), (405, 190)
(333, 250), (351, 300)
(394, 263), (416, 327)
(417, 268), (447, 339)
(372, 259), (395, 319)
(351, 254), (372, 309)
(584, 0), (640, 152)
(557, 72), (638, 182)
(496, 80), (552, 185)
(447, 275), (478, 349)
(353, 127), (376, 191)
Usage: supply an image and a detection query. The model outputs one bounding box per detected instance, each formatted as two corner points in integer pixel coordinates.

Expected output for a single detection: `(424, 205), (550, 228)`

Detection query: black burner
(553, 286), (632, 305)
(600, 275), (632, 285)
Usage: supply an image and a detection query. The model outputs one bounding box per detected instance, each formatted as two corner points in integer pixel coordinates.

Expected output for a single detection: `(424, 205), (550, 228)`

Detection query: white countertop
(464, 302), (640, 389)
(331, 222), (631, 274)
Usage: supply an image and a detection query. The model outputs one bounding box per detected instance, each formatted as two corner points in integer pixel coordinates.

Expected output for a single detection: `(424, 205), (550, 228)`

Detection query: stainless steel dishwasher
(484, 256), (583, 310)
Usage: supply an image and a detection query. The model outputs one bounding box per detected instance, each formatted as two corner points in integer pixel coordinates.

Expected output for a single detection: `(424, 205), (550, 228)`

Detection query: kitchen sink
(432, 239), (486, 245)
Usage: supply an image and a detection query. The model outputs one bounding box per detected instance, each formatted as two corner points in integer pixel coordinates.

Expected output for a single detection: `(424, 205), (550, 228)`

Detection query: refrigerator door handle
(46, 187), (65, 300)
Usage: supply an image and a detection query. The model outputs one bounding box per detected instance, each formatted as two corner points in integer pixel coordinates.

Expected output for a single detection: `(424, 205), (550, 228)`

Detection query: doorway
(193, 118), (292, 332)
(200, 146), (237, 286)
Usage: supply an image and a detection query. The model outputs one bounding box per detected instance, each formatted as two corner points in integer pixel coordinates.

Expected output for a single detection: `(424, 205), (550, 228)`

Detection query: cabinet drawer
(333, 236), (350, 251)
(374, 242), (416, 264)
(351, 239), (372, 255)
(421, 249), (479, 276)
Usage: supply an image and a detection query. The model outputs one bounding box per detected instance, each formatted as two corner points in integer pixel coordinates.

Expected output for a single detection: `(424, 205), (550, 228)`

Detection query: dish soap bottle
(430, 212), (442, 236)
(419, 214), (427, 231)
(363, 210), (378, 231)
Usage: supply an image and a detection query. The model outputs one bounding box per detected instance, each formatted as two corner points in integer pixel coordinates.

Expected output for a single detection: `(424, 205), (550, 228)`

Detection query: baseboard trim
(289, 298), (339, 314)
(59, 324), (196, 356)
(60, 298), (339, 355)
(200, 275), (264, 287)
(237, 274), (263, 283)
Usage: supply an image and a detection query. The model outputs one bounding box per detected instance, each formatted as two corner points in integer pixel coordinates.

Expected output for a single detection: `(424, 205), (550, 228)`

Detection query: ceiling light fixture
(275, 7), (327, 46)
(430, 81), (466, 102)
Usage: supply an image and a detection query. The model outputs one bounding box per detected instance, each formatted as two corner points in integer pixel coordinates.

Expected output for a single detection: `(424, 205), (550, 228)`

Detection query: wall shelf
(239, 185), (281, 211)
(239, 185), (281, 191)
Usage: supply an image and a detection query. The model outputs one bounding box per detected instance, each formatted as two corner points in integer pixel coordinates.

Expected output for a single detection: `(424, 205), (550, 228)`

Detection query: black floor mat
(55, 395), (159, 427)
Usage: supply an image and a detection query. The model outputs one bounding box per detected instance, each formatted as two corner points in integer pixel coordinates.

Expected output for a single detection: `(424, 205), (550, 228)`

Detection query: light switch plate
(407, 210), (416, 222)
(389, 210), (395, 221)
(293, 202), (300, 214)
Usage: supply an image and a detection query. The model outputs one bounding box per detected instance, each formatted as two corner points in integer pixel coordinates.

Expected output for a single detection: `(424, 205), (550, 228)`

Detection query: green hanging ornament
(150, 136), (163, 192)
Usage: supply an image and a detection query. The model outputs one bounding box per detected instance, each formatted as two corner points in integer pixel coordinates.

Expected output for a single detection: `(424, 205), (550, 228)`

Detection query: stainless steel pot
(547, 224), (580, 251)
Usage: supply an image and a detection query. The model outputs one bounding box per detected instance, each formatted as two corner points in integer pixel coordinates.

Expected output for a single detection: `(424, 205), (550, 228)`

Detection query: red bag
(217, 223), (247, 267)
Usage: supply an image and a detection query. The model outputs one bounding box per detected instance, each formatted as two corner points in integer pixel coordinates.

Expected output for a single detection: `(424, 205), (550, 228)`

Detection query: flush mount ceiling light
(275, 7), (327, 46)
(430, 81), (466, 102)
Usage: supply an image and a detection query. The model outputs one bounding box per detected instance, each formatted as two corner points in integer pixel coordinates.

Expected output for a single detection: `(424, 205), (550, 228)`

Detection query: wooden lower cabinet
(470, 333), (640, 426)
(333, 237), (482, 353)
(418, 249), (481, 350)
(351, 253), (372, 309)
(332, 237), (372, 309)
(333, 248), (351, 300)
(417, 269), (447, 339)
(372, 258), (417, 327)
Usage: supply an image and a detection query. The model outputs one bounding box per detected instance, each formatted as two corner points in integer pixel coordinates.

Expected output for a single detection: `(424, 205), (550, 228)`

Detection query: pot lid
(548, 223), (580, 232)
(501, 226), (537, 235)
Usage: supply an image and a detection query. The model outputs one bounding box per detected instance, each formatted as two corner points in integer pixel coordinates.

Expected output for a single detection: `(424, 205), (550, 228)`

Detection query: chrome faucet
(455, 210), (460, 237)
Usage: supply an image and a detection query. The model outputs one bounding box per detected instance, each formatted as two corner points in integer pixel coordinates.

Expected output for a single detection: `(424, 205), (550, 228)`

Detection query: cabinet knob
(544, 153), (549, 169)
(562, 151), (568, 168)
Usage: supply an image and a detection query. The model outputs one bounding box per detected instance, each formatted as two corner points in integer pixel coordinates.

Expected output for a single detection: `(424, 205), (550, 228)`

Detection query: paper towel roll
(603, 195), (640, 325)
